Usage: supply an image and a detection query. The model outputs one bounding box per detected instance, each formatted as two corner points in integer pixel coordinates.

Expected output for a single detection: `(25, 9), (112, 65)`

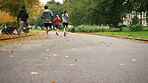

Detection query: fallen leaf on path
(9, 56), (13, 57)
(52, 54), (57, 56)
(107, 52), (111, 55)
(0, 45), (4, 47)
(50, 54), (57, 56)
(101, 41), (104, 43)
(12, 44), (15, 45)
(16, 46), (20, 48)
(11, 50), (14, 53)
(51, 81), (55, 83)
(21, 59), (28, 61)
(0, 50), (2, 52)
(46, 49), (50, 51)
(132, 59), (137, 62)
(21, 43), (24, 45)
(69, 64), (74, 66)
(74, 59), (78, 61)
(17, 41), (20, 44)
(66, 56), (69, 58)
(31, 72), (39, 75)
(120, 64), (125, 66)
(44, 58), (48, 60)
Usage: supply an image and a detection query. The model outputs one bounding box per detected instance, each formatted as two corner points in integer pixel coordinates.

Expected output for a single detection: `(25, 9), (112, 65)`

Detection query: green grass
(93, 31), (148, 39)
(89, 26), (148, 39)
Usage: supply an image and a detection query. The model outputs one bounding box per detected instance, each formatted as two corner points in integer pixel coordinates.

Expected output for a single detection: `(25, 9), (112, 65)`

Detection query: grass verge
(92, 31), (148, 39)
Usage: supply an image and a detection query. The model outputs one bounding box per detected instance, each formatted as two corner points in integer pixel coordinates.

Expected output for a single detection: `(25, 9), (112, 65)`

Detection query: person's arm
(66, 13), (69, 18)
(18, 10), (21, 18)
(59, 18), (62, 23)
(50, 11), (54, 20)
(53, 18), (56, 24)
(41, 12), (44, 19)
(26, 10), (29, 19)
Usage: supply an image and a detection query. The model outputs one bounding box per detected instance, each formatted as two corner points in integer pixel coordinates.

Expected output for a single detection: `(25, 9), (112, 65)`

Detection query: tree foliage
(62, 0), (148, 27)
(0, 0), (40, 26)
(46, 0), (63, 18)
(0, 11), (15, 24)
(0, 0), (40, 17)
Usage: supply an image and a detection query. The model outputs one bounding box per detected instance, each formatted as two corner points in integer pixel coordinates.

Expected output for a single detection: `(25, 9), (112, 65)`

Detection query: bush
(129, 24), (143, 31)
(68, 25), (111, 32)
(132, 16), (139, 25)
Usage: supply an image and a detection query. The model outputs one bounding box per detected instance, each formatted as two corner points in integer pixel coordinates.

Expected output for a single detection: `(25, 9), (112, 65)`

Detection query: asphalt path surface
(0, 32), (148, 83)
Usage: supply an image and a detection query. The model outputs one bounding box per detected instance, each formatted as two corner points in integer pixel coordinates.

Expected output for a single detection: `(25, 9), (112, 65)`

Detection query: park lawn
(92, 31), (148, 39)
(92, 26), (148, 39)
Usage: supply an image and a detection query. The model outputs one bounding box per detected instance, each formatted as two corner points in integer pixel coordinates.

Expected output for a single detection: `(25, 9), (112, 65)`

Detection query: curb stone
(0, 33), (40, 41)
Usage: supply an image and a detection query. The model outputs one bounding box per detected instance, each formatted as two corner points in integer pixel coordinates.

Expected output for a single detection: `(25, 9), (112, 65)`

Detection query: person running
(41, 5), (53, 36)
(53, 15), (61, 36)
(18, 6), (29, 36)
(62, 10), (69, 36)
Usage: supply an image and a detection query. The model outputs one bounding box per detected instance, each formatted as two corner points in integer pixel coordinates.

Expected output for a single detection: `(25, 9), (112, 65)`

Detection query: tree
(62, 0), (147, 27)
(29, 18), (36, 26)
(127, 0), (148, 25)
(0, 0), (40, 27)
(46, 0), (63, 19)
(62, 0), (89, 26)
(62, 0), (128, 27)
(35, 17), (43, 28)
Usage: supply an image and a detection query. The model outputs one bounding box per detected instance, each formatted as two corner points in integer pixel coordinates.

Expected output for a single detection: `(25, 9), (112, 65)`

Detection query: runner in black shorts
(62, 11), (69, 36)
(41, 6), (53, 36)
(18, 6), (29, 36)
(62, 23), (68, 29)
(44, 23), (52, 31)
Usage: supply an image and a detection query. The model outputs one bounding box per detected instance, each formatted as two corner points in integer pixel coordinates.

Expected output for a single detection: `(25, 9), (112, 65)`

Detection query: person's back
(41, 6), (53, 36)
(18, 9), (28, 21)
(53, 18), (61, 24)
(62, 13), (68, 23)
(42, 10), (53, 23)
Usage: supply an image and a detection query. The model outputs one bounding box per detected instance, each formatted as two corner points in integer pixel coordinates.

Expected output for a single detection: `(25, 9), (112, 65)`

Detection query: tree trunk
(140, 12), (142, 25)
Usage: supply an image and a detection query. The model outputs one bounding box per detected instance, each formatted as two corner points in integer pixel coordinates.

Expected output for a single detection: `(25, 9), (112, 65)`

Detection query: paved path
(0, 32), (148, 83)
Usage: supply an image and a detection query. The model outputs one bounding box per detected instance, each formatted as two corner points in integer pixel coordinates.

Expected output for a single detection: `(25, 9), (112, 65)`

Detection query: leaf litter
(31, 72), (39, 75)
(120, 63), (125, 66)
(132, 59), (137, 62)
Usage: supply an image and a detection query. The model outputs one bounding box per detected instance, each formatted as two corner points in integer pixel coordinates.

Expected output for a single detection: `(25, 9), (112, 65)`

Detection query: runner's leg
(18, 21), (24, 35)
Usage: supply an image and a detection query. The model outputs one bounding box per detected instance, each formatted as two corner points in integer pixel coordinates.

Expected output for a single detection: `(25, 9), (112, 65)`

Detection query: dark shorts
(20, 20), (28, 26)
(62, 23), (68, 28)
(44, 23), (52, 28)
(55, 24), (60, 29)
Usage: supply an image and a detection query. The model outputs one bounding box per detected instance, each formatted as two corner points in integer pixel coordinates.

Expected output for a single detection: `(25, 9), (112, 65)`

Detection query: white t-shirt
(62, 13), (69, 23)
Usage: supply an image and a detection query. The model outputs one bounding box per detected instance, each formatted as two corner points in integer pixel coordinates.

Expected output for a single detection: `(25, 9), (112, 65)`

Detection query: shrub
(129, 24), (143, 31)
(68, 25), (111, 32)
(132, 16), (139, 25)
